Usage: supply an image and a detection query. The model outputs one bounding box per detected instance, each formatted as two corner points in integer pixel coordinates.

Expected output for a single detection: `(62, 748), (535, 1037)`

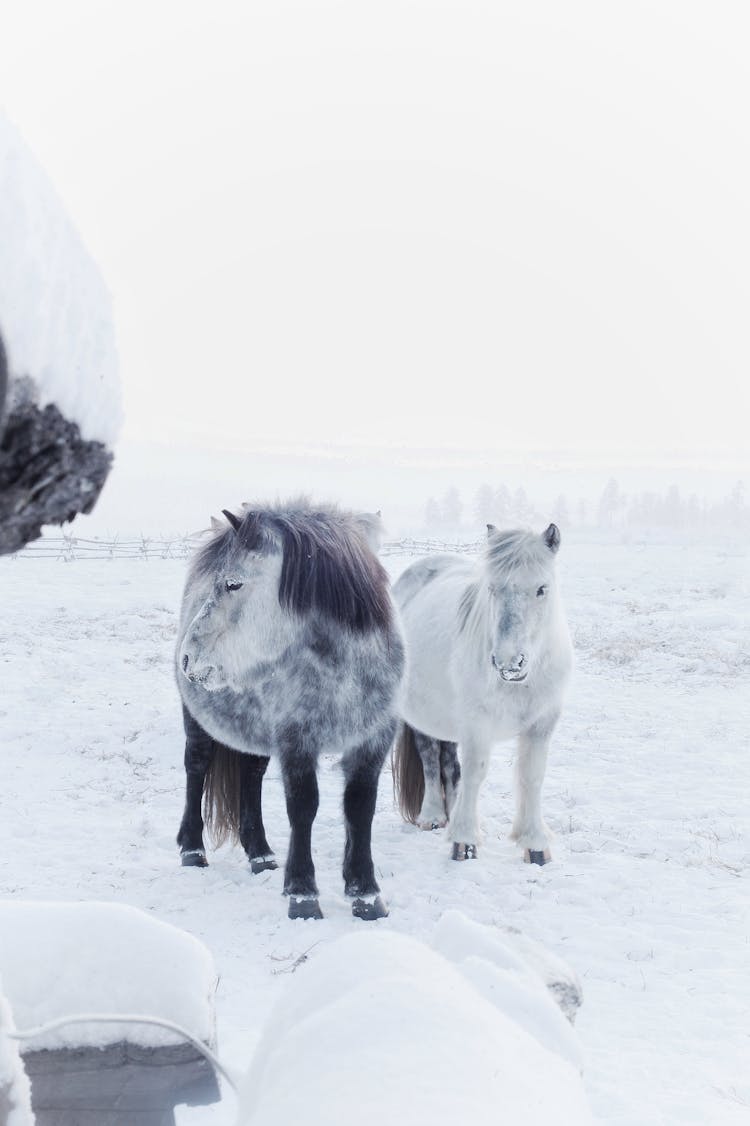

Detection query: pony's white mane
(486, 528), (552, 578)
(457, 529), (554, 642)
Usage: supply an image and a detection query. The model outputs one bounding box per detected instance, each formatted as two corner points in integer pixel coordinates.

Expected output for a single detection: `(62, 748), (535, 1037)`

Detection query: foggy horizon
(2, 0), (748, 471)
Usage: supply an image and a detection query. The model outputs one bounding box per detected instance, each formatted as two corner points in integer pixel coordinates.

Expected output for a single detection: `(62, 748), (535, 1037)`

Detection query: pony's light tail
(203, 744), (243, 847)
(392, 722), (425, 824)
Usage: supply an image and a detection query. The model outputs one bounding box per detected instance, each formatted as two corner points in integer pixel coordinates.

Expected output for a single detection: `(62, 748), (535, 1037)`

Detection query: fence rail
(9, 534), (483, 562)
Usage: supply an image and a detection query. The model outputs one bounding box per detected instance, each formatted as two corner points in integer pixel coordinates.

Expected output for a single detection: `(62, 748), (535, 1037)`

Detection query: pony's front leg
(342, 731), (392, 920)
(281, 755), (322, 920)
(510, 719), (556, 865)
(177, 707), (213, 867)
(447, 737), (490, 861)
(238, 753), (278, 873)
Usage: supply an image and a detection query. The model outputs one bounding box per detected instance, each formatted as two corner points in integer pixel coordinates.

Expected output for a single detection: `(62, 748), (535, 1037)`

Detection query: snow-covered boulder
(0, 113), (121, 554)
(433, 909), (584, 1021)
(0, 902), (219, 1123)
(501, 925), (585, 1024)
(236, 928), (594, 1126)
(0, 979), (33, 1126)
(431, 910), (584, 1072)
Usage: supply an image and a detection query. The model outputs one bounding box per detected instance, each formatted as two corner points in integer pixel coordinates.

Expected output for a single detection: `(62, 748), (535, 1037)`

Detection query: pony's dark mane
(194, 501), (392, 634)
(191, 527), (232, 579)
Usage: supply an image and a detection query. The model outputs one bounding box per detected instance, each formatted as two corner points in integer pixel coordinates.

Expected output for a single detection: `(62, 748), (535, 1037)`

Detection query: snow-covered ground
(1, 536), (748, 1124)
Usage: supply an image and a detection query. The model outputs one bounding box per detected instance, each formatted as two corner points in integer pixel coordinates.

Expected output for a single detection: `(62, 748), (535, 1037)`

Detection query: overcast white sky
(1, 0), (749, 465)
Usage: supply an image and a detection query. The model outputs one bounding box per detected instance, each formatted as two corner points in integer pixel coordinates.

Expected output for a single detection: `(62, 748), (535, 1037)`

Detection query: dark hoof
(288, 896), (323, 920)
(250, 855), (278, 874)
(452, 842), (477, 861)
(351, 895), (389, 921)
(524, 848), (551, 866)
(181, 849), (208, 867)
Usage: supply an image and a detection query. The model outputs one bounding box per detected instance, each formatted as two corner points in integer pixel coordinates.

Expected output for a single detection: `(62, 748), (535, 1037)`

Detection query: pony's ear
(543, 523), (561, 553)
(356, 510), (383, 552)
(222, 509), (241, 532)
(487, 523), (498, 536)
(210, 515), (223, 532)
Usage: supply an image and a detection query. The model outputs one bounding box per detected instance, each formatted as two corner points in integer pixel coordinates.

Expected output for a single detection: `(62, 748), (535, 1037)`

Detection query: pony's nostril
(517, 654), (526, 668)
(182, 653), (189, 673)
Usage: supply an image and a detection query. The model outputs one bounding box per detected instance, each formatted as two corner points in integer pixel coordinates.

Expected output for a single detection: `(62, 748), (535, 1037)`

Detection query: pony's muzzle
(491, 652), (528, 682)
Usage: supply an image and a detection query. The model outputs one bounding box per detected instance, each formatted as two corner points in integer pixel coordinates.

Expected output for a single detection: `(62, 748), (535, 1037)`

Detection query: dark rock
(0, 381), (112, 555)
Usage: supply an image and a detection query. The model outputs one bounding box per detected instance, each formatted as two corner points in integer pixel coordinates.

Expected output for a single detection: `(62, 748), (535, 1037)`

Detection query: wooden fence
(10, 534), (483, 562)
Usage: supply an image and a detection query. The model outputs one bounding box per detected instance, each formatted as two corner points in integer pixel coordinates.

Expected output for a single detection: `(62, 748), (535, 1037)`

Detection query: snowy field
(1, 536), (748, 1124)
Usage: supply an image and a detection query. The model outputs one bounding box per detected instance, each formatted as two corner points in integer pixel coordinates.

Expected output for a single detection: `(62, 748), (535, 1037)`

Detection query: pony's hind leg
(342, 730), (392, 920)
(281, 755), (322, 920)
(447, 735), (490, 861)
(439, 741), (460, 819)
(238, 753), (277, 873)
(177, 707), (213, 867)
(414, 731), (448, 830)
(511, 720), (556, 865)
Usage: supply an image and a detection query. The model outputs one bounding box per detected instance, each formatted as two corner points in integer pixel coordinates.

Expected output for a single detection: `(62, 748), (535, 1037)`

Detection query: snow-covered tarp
(0, 112), (121, 553)
(0, 902), (217, 1053)
(236, 927), (594, 1126)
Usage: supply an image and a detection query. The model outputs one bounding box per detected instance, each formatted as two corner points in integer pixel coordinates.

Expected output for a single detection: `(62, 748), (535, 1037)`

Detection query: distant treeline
(422, 479), (749, 534)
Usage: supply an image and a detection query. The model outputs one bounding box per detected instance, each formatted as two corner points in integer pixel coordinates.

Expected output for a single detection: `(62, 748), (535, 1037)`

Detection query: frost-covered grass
(0, 538), (748, 1124)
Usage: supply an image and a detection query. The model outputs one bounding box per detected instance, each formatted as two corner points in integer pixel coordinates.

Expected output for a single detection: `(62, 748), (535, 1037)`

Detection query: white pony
(393, 524), (572, 864)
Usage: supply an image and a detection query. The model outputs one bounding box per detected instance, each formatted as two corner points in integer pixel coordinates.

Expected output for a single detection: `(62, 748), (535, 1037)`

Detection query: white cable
(9, 1013), (239, 1092)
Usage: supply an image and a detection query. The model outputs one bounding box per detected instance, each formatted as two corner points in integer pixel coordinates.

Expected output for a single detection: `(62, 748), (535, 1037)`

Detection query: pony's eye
(536, 585), (547, 598)
(225, 580), (244, 592)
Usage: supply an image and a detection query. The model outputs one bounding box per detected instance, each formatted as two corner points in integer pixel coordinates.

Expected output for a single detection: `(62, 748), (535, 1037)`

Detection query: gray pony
(175, 500), (405, 921)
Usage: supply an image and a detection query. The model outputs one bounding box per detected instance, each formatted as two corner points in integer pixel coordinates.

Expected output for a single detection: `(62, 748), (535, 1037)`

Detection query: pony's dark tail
(392, 721), (425, 824)
(203, 744), (243, 847)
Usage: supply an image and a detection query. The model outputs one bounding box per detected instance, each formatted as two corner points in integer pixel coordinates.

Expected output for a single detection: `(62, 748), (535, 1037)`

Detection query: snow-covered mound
(236, 928), (594, 1126)
(0, 979), (33, 1126)
(0, 902), (217, 1053)
(432, 909), (584, 1070)
(0, 113), (121, 553)
(433, 909), (585, 1022)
